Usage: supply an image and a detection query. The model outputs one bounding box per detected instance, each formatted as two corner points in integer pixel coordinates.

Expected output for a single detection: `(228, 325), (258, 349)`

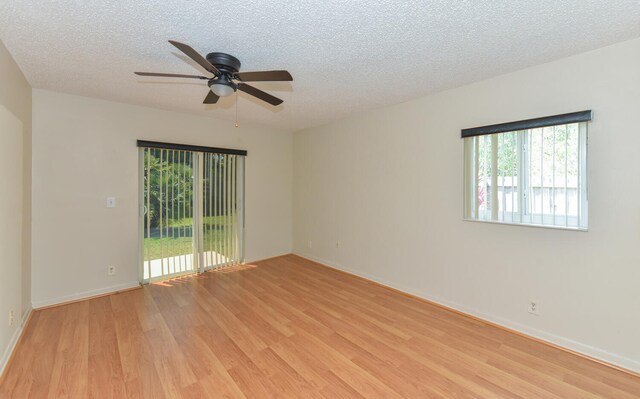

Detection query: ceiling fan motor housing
(206, 52), (241, 74)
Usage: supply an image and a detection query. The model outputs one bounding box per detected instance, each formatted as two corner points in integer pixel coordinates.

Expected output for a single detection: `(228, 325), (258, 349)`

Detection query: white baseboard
(294, 251), (640, 374)
(0, 308), (32, 379)
(31, 281), (140, 309)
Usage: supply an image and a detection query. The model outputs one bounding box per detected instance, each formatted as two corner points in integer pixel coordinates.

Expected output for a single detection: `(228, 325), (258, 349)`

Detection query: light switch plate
(106, 197), (116, 208)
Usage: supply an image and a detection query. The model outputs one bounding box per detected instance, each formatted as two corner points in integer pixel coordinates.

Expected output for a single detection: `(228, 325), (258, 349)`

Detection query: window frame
(463, 119), (589, 231)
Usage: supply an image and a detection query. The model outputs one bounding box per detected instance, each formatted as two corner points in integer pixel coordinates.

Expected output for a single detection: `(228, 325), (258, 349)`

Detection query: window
(463, 111), (590, 230)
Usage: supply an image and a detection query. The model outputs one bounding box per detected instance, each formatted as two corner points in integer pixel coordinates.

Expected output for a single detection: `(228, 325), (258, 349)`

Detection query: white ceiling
(1, 1), (639, 132)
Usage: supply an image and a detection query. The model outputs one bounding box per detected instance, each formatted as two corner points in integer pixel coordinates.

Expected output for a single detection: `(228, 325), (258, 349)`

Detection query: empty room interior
(1, 1), (640, 398)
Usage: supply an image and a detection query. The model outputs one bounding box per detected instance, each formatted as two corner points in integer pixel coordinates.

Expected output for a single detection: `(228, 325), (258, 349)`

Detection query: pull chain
(234, 91), (239, 128)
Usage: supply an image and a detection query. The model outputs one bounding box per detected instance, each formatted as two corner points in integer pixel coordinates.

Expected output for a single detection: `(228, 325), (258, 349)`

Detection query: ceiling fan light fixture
(209, 76), (236, 97)
(136, 41), (289, 106)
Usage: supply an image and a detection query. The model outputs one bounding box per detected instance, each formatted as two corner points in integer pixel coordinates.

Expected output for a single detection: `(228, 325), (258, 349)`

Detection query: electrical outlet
(9, 310), (14, 327)
(307, 240), (312, 249)
(528, 300), (540, 315)
(107, 265), (116, 276)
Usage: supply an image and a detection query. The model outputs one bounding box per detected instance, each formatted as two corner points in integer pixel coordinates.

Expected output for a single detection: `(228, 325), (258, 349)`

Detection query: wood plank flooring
(1, 254), (638, 398)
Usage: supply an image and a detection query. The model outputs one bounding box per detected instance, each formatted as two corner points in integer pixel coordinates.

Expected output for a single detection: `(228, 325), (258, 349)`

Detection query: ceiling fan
(135, 40), (292, 106)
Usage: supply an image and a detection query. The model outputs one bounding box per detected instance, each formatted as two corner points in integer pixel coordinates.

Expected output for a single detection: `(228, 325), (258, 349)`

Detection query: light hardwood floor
(1, 255), (638, 398)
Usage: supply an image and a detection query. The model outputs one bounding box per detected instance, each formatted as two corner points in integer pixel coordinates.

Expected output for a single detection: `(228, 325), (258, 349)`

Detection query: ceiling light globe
(210, 82), (235, 97)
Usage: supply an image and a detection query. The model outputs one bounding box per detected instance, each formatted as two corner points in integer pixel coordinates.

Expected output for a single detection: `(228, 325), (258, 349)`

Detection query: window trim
(137, 139), (248, 156)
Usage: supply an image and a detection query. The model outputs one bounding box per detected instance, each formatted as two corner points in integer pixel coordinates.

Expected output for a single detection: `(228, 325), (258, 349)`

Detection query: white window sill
(463, 218), (588, 232)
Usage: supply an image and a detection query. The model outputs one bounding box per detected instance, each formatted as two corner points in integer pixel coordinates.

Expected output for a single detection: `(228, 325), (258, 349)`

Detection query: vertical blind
(201, 152), (244, 272)
(138, 141), (246, 282)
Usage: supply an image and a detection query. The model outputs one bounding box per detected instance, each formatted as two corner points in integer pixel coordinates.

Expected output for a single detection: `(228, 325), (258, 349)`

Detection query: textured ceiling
(1, 1), (639, 132)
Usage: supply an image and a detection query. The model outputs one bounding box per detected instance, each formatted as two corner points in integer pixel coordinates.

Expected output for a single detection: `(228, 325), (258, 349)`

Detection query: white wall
(293, 38), (640, 372)
(0, 40), (31, 377)
(32, 90), (293, 307)
(0, 107), (24, 376)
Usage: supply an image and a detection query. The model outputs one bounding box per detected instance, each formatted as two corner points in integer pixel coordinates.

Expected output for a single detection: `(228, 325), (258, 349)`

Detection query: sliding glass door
(138, 145), (244, 283)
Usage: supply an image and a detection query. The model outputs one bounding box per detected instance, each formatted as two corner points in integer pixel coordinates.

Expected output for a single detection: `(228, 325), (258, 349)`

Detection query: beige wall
(0, 40), (31, 375)
(31, 89), (293, 307)
(293, 38), (640, 372)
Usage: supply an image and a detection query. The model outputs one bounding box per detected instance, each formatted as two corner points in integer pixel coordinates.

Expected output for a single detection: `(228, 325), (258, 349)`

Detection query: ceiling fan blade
(203, 90), (220, 104)
(135, 72), (208, 79)
(234, 70), (293, 82)
(168, 40), (220, 75)
(237, 83), (283, 106)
